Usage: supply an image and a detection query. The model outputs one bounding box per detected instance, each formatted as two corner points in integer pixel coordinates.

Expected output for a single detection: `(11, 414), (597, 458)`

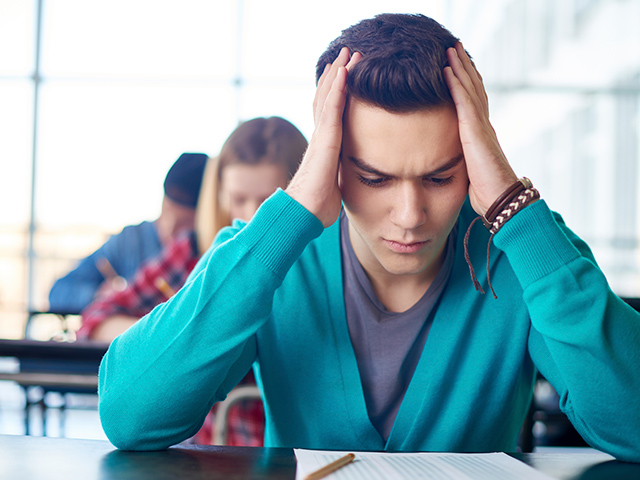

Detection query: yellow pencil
(304, 453), (355, 480)
(155, 277), (176, 298)
(96, 257), (118, 279)
(96, 257), (128, 291)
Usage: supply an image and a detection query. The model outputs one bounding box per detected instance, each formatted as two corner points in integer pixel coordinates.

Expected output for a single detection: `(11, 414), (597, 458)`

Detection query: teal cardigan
(98, 189), (640, 461)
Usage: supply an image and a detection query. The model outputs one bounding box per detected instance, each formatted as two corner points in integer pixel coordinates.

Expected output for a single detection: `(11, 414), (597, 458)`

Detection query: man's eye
(358, 176), (389, 187)
(424, 176), (454, 187)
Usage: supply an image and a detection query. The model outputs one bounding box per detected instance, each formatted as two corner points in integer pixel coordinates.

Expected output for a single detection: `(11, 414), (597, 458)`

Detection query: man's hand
(94, 276), (128, 300)
(286, 47), (362, 227)
(443, 42), (518, 216)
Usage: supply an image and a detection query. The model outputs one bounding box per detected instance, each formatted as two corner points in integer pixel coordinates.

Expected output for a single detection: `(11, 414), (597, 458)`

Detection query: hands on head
(286, 42), (519, 227)
(443, 42), (518, 215)
(285, 47), (361, 227)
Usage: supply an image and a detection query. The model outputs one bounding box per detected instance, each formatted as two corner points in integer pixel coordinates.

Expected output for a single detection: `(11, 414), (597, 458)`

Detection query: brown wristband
(488, 186), (540, 234)
(464, 177), (541, 300)
(482, 178), (532, 229)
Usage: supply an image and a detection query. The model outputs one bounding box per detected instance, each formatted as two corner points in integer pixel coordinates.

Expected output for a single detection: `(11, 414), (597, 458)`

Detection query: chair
(212, 385), (263, 445)
(0, 339), (108, 436)
(621, 297), (640, 313)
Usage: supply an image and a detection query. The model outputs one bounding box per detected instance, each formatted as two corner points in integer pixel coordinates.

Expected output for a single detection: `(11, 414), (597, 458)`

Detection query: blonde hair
(194, 156), (226, 255)
(194, 117), (308, 255)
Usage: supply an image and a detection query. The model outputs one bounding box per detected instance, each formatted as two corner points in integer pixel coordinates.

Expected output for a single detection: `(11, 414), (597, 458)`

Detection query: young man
(48, 152), (208, 313)
(98, 14), (640, 461)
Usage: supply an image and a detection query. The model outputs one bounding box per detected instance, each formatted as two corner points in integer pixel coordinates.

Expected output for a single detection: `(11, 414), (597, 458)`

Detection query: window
(0, 0), (447, 338)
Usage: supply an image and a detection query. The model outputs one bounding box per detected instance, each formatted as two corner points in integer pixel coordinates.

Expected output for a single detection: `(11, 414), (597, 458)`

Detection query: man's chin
(379, 258), (431, 278)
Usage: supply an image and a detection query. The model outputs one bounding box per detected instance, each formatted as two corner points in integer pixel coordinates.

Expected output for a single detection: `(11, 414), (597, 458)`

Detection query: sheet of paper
(294, 449), (557, 480)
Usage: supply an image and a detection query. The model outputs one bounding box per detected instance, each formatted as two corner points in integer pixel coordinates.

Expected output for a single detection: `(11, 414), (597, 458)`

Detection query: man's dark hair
(316, 13), (460, 113)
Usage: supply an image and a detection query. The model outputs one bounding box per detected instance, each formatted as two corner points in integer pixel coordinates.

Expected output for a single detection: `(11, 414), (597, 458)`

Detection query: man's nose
(389, 182), (427, 230)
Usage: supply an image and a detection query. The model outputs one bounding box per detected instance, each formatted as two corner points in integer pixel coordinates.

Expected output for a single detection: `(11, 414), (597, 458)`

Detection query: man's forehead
(346, 153), (464, 178)
(342, 100), (463, 175)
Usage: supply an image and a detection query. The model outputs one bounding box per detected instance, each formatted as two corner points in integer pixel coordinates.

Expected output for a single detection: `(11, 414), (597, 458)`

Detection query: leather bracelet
(488, 187), (540, 234)
(465, 177), (540, 300)
(482, 180), (523, 227)
(481, 177), (532, 229)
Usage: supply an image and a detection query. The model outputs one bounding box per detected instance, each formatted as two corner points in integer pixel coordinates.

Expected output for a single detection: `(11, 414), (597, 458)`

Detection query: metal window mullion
(26, 0), (44, 320)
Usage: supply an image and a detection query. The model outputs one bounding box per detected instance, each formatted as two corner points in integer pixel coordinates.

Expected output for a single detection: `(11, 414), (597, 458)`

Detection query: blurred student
(78, 117), (306, 342)
(78, 116), (307, 446)
(48, 153), (208, 314)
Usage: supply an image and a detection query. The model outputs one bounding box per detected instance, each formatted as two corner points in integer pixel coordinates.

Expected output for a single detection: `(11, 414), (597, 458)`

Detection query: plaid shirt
(191, 370), (265, 446)
(79, 230), (265, 446)
(78, 231), (200, 339)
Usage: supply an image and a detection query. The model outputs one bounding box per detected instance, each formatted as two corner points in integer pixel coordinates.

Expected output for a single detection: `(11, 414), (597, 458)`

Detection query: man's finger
(446, 47), (484, 117)
(314, 63), (332, 119)
(345, 51), (362, 72)
(455, 43), (489, 115)
(314, 66), (348, 148)
(314, 48), (351, 125)
(443, 65), (475, 121)
(316, 63), (331, 92)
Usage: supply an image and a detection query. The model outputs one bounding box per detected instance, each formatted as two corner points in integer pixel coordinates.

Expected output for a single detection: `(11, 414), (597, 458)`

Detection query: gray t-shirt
(340, 213), (456, 441)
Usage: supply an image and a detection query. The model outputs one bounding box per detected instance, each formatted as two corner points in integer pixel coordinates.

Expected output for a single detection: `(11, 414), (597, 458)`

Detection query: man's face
(340, 100), (469, 285)
(157, 197), (196, 246)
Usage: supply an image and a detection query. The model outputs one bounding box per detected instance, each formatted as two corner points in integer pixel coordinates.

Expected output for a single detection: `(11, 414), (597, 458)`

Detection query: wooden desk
(0, 339), (109, 379)
(2, 435), (640, 479)
(0, 339), (109, 435)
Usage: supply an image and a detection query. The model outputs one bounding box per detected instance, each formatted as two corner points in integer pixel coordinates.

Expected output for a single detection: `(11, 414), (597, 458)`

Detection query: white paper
(294, 449), (557, 480)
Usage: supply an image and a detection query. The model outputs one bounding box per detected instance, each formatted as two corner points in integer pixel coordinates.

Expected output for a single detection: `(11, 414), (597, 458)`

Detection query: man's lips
(383, 238), (429, 254)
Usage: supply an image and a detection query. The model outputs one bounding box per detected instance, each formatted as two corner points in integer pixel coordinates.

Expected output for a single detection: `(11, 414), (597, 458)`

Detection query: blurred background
(0, 0), (639, 442)
(1, 0), (639, 339)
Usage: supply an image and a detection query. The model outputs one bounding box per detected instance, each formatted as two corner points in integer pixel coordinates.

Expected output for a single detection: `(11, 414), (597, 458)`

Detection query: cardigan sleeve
(97, 189), (323, 450)
(492, 200), (640, 462)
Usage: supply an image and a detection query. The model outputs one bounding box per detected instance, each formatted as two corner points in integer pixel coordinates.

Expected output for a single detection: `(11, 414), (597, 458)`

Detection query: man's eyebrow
(427, 154), (465, 176)
(347, 156), (390, 176)
(347, 153), (464, 177)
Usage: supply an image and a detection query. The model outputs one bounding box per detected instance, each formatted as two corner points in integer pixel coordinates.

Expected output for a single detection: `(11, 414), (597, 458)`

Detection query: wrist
(284, 183), (340, 228)
(463, 177), (541, 299)
(482, 178), (540, 234)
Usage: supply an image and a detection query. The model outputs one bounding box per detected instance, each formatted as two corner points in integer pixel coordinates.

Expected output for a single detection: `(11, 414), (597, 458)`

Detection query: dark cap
(163, 153), (208, 208)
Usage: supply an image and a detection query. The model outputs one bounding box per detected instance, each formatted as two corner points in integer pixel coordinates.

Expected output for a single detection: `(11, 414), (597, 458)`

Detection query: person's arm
(48, 251), (109, 313)
(79, 287), (149, 343)
(98, 192), (323, 450)
(98, 51), (359, 451)
(78, 233), (198, 342)
(445, 42), (640, 462)
(50, 223), (161, 314)
(88, 315), (138, 343)
(494, 201), (640, 462)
